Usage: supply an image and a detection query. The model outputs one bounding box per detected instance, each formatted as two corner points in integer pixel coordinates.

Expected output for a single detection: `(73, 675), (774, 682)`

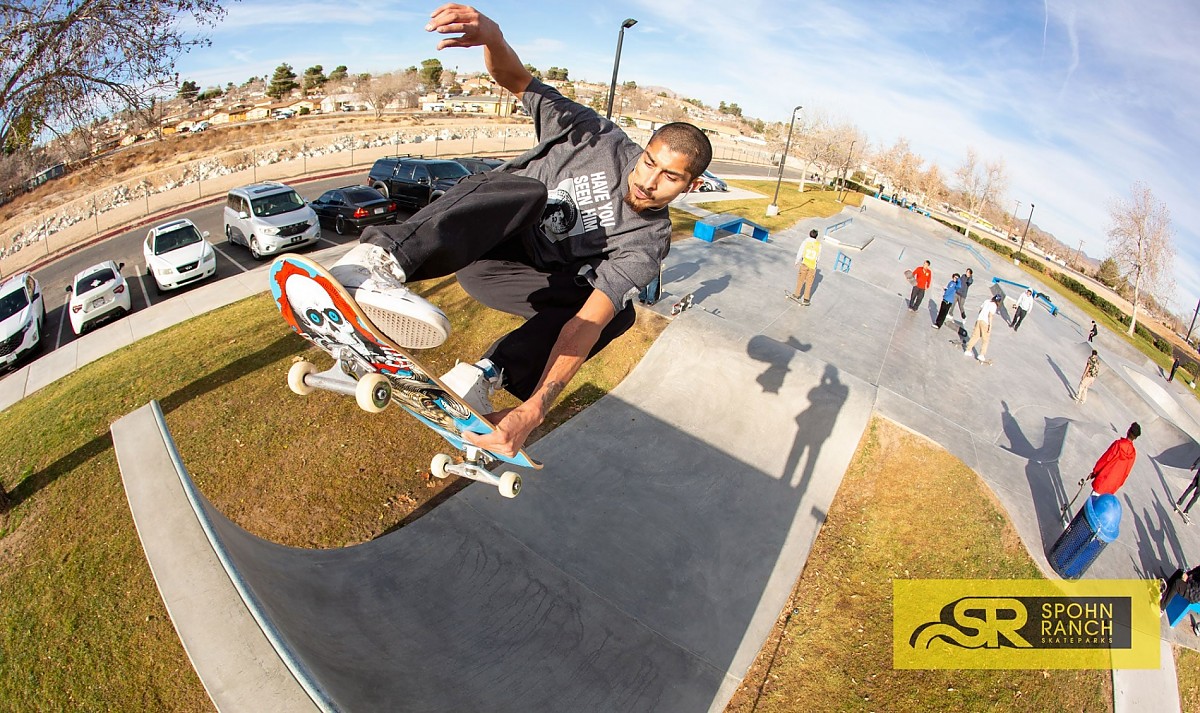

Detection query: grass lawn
(725, 417), (1113, 713)
(668, 181), (862, 241)
(1177, 647), (1200, 711)
(0, 277), (666, 709)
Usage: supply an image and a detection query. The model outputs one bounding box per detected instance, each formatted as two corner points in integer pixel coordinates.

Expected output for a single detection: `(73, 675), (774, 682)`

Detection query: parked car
(142, 218), (217, 293)
(65, 260), (132, 335)
(697, 170), (729, 192)
(0, 272), (45, 371)
(193, 121), (211, 132)
(310, 185), (398, 235)
(368, 156), (471, 210)
(223, 181), (321, 259)
(452, 156), (504, 174)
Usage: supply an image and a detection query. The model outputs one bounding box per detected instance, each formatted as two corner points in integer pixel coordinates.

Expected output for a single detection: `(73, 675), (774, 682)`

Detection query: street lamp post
(1016, 203), (1035, 259)
(767, 105), (802, 217)
(605, 18), (637, 120)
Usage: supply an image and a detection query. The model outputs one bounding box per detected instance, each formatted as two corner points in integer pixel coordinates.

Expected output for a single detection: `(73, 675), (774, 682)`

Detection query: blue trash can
(1049, 494), (1121, 579)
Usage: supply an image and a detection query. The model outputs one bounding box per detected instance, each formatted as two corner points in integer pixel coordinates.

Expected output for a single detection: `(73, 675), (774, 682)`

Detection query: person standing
(1088, 320), (1098, 342)
(1174, 455), (1200, 523)
(954, 268), (973, 319)
(933, 273), (960, 329)
(1086, 422), (1141, 496)
(1011, 289), (1035, 330)
(909, 260), (932, 311)
(963, 293), (1003, 362)
(791, 229), (821, 306)
(1075, 350), (1101, 403)
(1169, 357), (1182, 382)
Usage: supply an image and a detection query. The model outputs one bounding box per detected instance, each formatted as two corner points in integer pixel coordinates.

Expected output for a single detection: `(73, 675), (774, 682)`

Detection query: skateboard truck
(287, 357), (522, 498)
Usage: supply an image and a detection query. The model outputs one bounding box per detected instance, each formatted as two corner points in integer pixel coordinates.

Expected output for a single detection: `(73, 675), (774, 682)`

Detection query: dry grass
(725, 417), (1113, 713)
(1177, 647), (1200, 712)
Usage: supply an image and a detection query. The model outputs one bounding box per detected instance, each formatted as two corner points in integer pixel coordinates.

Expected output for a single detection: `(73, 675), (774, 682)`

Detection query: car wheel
(374, 183), (389, 199)
(150, 271), (162, 295)
(335, 216), (347, 235)
(249, 237), (263, 260)
(699, 184), (713, 192)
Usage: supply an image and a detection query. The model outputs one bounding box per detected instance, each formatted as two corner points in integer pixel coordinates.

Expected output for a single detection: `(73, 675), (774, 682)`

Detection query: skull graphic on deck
(285, 273), (362, 348)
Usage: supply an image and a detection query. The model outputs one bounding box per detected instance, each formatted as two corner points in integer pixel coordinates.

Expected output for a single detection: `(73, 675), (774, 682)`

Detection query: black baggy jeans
(360, 171), (637, 401)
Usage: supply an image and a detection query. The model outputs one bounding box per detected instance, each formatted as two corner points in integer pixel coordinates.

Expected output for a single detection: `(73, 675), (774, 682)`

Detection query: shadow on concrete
(747, 334), (812, 394)
(1127, 497), (1187, 581)
(692, 273), (731, 306)
(997, 400), (1072, 551)
(662, 261), (699, 285)
(784, 364), (849, 495)
(1045, 354), (1076, 399)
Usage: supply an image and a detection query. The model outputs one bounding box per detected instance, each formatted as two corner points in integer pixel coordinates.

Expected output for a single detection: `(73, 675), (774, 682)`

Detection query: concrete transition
(113, 313), (875, 712)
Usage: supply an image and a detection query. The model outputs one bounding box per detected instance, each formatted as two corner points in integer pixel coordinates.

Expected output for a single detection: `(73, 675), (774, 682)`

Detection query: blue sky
(176, 1), (1198, 315)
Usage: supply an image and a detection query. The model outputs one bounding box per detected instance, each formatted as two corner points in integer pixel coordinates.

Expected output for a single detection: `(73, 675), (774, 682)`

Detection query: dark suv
(368, 156), (471, 209)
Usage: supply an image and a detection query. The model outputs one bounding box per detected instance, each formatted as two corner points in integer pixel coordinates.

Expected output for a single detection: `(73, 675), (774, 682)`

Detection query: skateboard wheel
(287, 360), (318, 396)
(355, 373), (391, 413)
(431, 453), (453, 479)
(499, 471), (521, 499)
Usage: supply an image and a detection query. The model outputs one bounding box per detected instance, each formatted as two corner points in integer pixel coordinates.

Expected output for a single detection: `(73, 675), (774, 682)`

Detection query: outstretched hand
(462, 405), (539, 458)
(426, 4), (501, 50)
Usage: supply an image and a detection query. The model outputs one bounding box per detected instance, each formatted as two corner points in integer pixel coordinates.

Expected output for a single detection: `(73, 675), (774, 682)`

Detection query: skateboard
(268, 254), (542, 498)
(1174, 502), (1193, 524)
(904, 269), (916, 287)
(670, 292), (694, 315)
(783, 290), (809, 305)
(1061, 478), (1087, 523)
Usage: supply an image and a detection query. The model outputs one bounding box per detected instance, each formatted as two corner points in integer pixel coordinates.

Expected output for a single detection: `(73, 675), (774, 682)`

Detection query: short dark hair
(809, 229), (819, 238)
(650, 122), (712, 180)
(1127, 422), (1141, 439)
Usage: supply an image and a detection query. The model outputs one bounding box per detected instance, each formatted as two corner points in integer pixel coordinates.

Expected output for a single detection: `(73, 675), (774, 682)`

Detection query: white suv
(223, 182), (321, 260)
(0, 273), (45, 371)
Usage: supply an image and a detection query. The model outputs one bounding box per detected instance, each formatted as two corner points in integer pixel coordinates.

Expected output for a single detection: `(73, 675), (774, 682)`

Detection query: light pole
(767, 105), (802, 217)
(1016, 203), (1035, 259)
(605, 18), (637, 120)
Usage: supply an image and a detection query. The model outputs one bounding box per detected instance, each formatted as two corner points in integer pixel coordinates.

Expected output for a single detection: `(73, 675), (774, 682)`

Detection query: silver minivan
(223, 182), (321, 260)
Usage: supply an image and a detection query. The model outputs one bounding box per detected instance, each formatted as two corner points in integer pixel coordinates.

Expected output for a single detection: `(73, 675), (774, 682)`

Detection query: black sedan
(310, 185), (398, 235)
(453, 156), (505, 174)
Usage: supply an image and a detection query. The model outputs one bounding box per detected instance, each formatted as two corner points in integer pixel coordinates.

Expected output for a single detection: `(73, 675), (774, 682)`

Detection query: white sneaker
(962, 349), (972, 357)
(331, 243), (450, 349)
(440, 360), (502, 415)
(976, 354), (987, 362)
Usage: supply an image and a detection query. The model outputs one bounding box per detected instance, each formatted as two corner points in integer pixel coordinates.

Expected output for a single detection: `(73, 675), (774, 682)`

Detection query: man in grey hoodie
(953, 268), (973, 319)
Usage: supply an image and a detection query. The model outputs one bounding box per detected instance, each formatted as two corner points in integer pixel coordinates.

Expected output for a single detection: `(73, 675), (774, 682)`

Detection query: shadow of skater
(662, 261), (699, 285)
(997, 400), (1072, 552)
(747, 334), (812, 394)
(1045, 354), (1076, 399)
(692, 274), (731, 306)
(784, 364), (849, 494)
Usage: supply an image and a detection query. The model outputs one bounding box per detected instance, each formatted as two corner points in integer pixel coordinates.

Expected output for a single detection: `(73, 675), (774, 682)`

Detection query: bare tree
(1, 0), (227, 152)
(1106, 181), (1175, 336)
(361, 71), (418, 120)
(873, 137), (924, 201)
(954, 148), (1007, 242)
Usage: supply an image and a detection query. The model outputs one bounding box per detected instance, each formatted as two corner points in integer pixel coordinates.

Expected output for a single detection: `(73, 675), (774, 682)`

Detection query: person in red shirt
(908, 260), (932, 311)
(1088, 422), (1141, 495)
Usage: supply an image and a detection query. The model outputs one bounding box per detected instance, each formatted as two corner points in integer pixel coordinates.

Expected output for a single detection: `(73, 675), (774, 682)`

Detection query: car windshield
(429, 163), (469, 180)
(251, 190), (306, 217)
(0, 287), (29, 321)
(344, 189), (382, 204)
(153, 225), (203, 254)
(75, 268), (116, 294)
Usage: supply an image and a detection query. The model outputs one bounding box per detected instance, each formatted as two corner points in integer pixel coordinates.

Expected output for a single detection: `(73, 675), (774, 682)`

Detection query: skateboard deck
(904, 269), (916, 287)
(269, 254), (541, 498)
(783, 290), (809, 305)
(670, 292), (694, 315)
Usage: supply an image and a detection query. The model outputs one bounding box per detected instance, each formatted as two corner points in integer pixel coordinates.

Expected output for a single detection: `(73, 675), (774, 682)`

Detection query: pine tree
(267, 63), (298, 99)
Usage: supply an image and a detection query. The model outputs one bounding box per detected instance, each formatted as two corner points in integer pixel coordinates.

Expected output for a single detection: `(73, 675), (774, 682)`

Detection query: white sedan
(142, 218), (217, 293)
(66, 260), (132, 335)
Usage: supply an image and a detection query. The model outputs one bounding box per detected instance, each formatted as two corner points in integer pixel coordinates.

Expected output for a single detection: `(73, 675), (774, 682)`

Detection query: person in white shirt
(964, 293), (1003, 361)
(790, 229), (821, 306)
(1011, 289), (1035, 331)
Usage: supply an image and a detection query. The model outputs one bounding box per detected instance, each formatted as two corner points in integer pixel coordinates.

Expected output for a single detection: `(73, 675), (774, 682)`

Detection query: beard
(624, 185), (657, 213)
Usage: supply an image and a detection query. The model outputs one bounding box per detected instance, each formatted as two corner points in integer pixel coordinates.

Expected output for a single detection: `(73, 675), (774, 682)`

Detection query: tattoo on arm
(539, 380), (567, 411)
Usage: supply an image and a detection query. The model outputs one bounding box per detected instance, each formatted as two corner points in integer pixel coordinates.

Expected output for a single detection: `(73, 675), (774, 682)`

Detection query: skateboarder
(1011, 289), (1034, 330)
(1075, 350), (1101, 403)
(329, 4), (712, 458)
(1175, 455), (1200, 523)
(790, 229), (821, 305)
(1086, 422), (1141, 496)
(1088, 320), (1098, 342)
(953, 268), (973, 319)
(908, 260), (931, 311)
(963, 293), (1002, 362)
(1161, 565), (1200, 610)
(933, 273), (960, 329)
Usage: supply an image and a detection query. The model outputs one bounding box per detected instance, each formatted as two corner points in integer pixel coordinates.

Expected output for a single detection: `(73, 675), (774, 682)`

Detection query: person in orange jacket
(1088, 422), (1141, 495)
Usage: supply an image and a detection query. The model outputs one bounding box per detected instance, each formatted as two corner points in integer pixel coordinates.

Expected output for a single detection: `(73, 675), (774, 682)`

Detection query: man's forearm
(483, 33), (532, 96)
(525, 314), (605, 420)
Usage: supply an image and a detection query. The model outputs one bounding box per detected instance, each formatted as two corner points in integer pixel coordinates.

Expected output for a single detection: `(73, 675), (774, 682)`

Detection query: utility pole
(1186, 298), (1200, 345)
(1016, 203), (1035, 259)
(1071, 239), (1084, 271)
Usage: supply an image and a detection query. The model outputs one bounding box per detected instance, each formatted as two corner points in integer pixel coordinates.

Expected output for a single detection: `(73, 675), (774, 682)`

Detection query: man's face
(625, 139), (701, 212)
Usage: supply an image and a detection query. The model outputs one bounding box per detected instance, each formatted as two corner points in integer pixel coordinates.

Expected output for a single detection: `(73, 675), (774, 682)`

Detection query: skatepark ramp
(113, 313), (876, 712)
